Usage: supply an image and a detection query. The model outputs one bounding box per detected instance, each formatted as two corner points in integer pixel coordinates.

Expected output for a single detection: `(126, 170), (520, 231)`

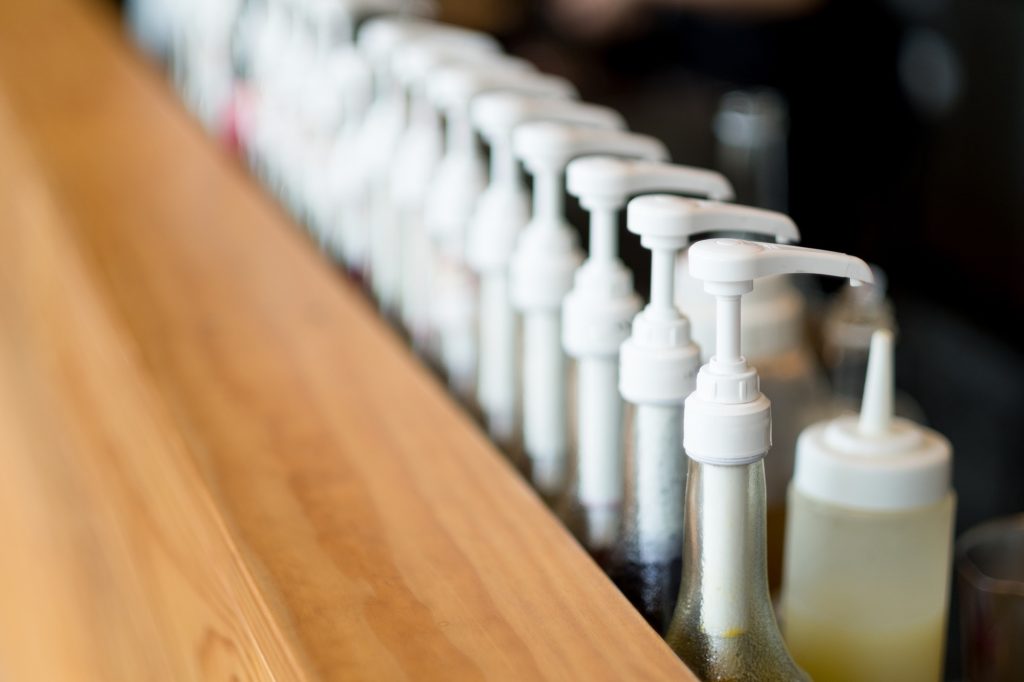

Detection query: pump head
(508, 124), (670, 313)
(561, 162), (734, 364)
(428, 68), (574, 122)
(567, 157), (735, 210)
(357, 16), (487, 67)
(466, 98), (624, 274)
(616, 196), (799, 406)
(513, 122), (669, 177)
(683, 236), (873, 466)
(473, 95), (624, 148)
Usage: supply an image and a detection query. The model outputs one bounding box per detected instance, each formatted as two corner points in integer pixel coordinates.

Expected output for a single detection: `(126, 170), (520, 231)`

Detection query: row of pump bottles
(144, 0), (958, 679)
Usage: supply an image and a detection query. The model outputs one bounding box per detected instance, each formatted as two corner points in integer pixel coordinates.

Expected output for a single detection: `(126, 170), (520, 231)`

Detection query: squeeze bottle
(781, 329), (954, 682)
(664, 235), (872, 681)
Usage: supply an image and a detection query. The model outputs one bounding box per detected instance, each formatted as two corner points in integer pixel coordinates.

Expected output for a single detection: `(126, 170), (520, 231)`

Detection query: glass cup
(956, 514), (1024, 681)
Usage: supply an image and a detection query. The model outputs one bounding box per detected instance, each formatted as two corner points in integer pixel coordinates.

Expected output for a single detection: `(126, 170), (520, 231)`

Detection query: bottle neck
(532, 169), (565, 226)
(670, 458), (804, 680)
(489, 139), (518, 188)
(619, 402), (686, 564)
(446, 110), (475, 156)
(587, 206), (619, 264)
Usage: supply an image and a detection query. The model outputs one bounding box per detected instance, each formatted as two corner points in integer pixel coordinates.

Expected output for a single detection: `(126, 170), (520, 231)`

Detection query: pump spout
(688, 240), (874, 289)
(858, 329), (895, 436)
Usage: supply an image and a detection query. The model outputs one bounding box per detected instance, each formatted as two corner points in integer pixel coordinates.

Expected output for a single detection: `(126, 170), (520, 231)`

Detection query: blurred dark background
(113, 0), (1023, 676)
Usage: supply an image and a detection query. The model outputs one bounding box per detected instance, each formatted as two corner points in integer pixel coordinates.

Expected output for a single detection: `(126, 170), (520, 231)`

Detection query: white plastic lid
(794, 329), (951, 510)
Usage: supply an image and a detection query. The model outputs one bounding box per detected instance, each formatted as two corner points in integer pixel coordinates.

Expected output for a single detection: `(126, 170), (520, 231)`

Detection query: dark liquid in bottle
(608, 554), (683, 634)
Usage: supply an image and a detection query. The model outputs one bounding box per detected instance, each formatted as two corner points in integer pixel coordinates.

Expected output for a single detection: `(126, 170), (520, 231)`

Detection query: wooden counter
(0, 0), (694, 679)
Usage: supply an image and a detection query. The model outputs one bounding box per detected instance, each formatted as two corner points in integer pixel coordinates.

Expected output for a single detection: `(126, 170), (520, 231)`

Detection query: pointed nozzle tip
(858, 328), (895, 436)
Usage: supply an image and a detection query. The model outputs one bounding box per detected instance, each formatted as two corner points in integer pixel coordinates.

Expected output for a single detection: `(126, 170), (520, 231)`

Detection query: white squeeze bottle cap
(794, 329), (951, 510)
(684, 235), (873, 638)
(619, 196), (798, 406)
(509, 123), (669, 496)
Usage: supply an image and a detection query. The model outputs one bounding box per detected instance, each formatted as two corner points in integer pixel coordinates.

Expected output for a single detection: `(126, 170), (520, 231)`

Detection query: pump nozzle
(358, 17), (493, 66)
(514, 122), (669, 178)
(568, 157), (735, 207)
(428, 68), (573, 125)
(473, 96), (624, 149)
(689, 240), (873, 292)
(683, 235), (873, 465)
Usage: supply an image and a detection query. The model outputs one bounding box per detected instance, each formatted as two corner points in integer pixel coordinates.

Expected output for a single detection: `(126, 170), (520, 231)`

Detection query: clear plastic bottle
(781, 330), (955, 682)
(783, 492), (954, 681)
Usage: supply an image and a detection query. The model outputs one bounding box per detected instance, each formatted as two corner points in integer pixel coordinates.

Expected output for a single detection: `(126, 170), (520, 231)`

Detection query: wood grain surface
(0, 0), (695, 680)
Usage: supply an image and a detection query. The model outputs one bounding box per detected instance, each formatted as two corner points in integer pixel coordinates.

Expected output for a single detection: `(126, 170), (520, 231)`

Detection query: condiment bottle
(781, 329), (954, 682)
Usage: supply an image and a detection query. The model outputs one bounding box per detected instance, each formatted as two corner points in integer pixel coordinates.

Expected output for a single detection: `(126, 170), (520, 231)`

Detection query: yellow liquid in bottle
(784, 603), (945, 682)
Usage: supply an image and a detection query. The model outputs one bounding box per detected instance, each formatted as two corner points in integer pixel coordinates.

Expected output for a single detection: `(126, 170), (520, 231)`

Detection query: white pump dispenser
(665, 235), (872, 681)
(373, 53), (534, 319)
(389, 39), (512, 349)
(609, 196), (797, 632)
(425, 70), (577, 403)
(781, 329), (954, 682)
(509, 122), (668, 498)
(467, 95), (625, 451)
(351, 18), (495, 279)
(559, 163), (733, 555)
